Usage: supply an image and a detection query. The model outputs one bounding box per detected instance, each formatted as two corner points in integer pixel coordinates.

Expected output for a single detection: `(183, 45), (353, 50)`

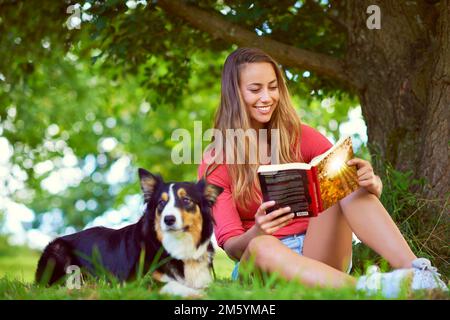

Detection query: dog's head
(138, 168), (223, 260)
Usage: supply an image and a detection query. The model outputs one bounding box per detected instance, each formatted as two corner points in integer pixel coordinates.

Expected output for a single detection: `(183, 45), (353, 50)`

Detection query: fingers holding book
(255, 200), (277, 215)
(255, 201), (295, 235)
(347, 158), (383, 198)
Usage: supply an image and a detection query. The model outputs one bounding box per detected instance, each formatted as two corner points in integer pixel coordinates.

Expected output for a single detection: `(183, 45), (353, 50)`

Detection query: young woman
(198, 47), (447, 297)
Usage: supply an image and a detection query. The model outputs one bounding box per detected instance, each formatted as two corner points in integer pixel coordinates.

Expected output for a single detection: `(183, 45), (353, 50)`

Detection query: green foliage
(0, 1), (350, 104)
(380, 165), (449, 278)
(0, 1), (362, 232)
(294, 93), (359, 142)
(1, 34), (357, 232)
(1, 47), (229, 230)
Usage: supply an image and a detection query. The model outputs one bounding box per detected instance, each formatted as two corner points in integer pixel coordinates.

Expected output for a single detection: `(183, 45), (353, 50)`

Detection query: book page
(258, 162), (311, 173)
(310, 135), (349, 166)
(314, 136), (359, 210)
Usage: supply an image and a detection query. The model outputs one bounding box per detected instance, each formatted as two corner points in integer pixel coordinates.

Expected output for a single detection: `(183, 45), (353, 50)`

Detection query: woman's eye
(269, 86), (278, 90)
(249, 89), (259, 93)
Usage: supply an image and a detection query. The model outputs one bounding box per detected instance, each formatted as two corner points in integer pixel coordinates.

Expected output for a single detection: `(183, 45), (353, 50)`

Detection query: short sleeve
(300, 124), (333, 163)
(198, 162), (245, 248)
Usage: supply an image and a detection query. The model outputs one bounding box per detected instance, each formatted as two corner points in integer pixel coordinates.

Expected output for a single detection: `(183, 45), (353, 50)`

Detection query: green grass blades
(0, 237), (447, 300)
(2, 274), (447, 300)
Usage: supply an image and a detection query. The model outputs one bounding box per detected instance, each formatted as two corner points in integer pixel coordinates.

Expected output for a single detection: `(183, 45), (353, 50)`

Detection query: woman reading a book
(198, 48), (447, 297)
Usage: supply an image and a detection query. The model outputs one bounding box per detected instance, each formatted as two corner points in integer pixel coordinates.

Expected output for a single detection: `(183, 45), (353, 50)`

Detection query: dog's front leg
(160, 281), (203, 298)
(152, 270), (171, 283)
(153, 271), (203, 298)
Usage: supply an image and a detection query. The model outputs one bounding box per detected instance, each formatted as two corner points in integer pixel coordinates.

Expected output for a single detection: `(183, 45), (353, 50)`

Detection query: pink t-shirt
(197, 124), (333, 249)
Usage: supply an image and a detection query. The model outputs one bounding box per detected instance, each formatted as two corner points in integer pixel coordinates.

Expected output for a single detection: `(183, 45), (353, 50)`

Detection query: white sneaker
(356, 265), (413, 298)
(410, 258), (448, 292)
(356, 258), (448, 298)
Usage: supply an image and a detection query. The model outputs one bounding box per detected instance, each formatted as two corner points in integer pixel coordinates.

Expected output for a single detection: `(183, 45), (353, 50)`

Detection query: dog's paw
(160, 281), (204, 298)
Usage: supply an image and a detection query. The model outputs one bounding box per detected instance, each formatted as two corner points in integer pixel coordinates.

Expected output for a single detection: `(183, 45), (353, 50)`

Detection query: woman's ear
(138, 168), (162, 202)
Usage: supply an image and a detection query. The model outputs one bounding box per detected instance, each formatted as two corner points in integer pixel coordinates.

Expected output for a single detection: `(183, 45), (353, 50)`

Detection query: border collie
(35, 168), (223, 297)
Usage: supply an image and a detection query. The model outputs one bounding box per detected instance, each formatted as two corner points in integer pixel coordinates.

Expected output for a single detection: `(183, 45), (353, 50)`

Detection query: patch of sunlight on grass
(0, 239), (40, 283)
(213, 247), (235, 280)
(0, 254), (40, 283)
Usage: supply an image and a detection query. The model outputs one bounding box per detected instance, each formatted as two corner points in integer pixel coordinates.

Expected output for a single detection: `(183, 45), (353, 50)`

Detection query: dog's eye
(157, 200), (167, 212)
(181, 197), (193, 206)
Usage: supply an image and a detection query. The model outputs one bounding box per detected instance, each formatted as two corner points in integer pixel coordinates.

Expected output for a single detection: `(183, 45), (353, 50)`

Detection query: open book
(257, 136), (359, 217)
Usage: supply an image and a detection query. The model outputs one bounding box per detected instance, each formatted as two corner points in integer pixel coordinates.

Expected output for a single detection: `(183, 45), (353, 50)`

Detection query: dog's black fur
(35, 168), (222, 294)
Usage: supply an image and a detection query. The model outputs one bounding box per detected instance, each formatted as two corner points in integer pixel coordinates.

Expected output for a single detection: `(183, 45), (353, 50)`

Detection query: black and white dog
(35, 168), (223, 297)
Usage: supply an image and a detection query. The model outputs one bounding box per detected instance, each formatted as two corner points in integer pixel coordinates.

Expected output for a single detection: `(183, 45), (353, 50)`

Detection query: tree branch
(157, 0), (354, 88)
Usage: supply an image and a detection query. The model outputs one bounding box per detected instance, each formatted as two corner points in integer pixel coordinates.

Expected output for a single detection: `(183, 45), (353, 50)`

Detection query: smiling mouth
(253, 104), (272, 114)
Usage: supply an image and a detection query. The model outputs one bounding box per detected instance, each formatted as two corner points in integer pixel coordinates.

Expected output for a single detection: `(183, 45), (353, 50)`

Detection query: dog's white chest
(184, 258), (212, 289)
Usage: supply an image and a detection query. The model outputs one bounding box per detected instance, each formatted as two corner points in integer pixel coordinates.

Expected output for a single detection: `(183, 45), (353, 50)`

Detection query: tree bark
(157, 0), (450, 204)
(419, 0), (450, 201)
(345, 0), (449, 203)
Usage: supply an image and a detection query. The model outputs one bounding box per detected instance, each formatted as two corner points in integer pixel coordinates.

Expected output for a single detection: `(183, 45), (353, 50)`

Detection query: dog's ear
(197, 179), (223, 207)
(138, 168), (161, 202)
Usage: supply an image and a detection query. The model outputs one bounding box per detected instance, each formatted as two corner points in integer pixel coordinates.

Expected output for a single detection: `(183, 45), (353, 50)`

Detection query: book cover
(258, 136), (359, 217)
(313, 136), (359, 211)
(258, 168), (318, 217)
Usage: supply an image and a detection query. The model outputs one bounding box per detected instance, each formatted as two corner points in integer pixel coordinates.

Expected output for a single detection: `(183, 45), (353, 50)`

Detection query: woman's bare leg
(239, 188), (417, 288)
(305, 187), (416, 270)
(241, 235), (356, 288)
(338, 187), (417, 268)
(303, 200), (353, 272)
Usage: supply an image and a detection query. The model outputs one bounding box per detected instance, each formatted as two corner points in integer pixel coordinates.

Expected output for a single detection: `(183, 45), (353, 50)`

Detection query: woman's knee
(244, 235), (280, 264)
(340, 187), (377, 207)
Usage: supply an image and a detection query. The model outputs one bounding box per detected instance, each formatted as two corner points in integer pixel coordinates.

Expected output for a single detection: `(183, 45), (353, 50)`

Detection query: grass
(0, 239), (448, 300)
(1, 269), (447, 300)
(1, 161), (448, 300)
(0, 237), (41, 283)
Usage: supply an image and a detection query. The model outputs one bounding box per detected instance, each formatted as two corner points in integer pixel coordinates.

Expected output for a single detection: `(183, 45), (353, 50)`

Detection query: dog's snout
(164, 215), (176, 226)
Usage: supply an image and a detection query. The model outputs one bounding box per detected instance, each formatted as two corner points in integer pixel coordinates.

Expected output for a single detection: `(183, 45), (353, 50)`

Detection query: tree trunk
(345, 0), (449, 203)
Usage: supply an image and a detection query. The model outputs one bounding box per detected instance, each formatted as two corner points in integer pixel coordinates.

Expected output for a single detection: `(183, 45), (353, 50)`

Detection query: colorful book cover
(313, 136), (359, 211)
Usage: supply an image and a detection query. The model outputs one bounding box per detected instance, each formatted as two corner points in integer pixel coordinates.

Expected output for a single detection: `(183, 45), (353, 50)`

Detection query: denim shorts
(231, 233), (352, 280)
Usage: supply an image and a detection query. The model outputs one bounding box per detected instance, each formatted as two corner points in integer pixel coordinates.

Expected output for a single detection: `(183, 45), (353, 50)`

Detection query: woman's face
(239, 62), (279, 129)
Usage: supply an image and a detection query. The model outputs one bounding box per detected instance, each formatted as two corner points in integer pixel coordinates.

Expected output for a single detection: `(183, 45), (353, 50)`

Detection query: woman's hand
(347, 158), (383, 198)
(254, 201), (295, 235)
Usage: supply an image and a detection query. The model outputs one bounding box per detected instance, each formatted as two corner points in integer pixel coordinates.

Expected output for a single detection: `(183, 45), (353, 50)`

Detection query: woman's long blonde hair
(212, 48), (303, 211)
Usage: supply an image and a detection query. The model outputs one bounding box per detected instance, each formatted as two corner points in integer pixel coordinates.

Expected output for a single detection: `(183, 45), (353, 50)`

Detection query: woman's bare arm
(223, 203), (294, 261)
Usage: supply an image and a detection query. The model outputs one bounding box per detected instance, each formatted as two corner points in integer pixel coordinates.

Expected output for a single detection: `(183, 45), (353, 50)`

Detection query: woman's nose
(260, 90), (271, 103)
